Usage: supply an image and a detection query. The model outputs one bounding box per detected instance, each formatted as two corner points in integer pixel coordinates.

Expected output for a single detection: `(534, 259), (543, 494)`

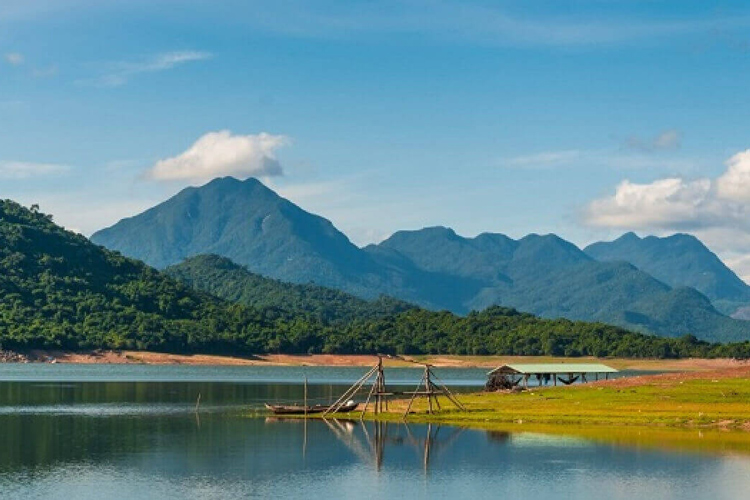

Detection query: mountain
(91, 176), (377, 284)
(11, 198), (743, 359)
(165, 254), (416, 323)
(585, 232), (750, 316)
(370, 227), (750, 342)
(91, 177), (480, 308)
(92, 178), (750, 342)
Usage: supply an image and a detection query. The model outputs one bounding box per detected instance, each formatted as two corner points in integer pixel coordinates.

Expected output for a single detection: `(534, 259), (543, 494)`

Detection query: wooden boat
(264, 400), (359, 416)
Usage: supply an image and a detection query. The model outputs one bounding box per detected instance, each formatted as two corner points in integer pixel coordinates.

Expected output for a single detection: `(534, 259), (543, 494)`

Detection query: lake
(1, 364), (748, 499)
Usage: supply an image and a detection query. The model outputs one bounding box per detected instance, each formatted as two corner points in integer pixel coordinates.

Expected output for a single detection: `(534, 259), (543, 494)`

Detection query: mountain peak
(90, 176), (376, 289)
(198, 175), (272, 193)
(616, 231), (641, 242)
(585, 232), (750, 307)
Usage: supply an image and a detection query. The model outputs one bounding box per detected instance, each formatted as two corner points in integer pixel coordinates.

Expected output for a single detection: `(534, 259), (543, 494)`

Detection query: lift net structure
(322, 356), (466, 420)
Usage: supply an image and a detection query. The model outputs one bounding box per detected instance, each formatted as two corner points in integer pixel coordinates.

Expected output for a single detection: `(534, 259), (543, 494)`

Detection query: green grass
(282, 370), (750, 455)
(381, 378), (750, 428)
(307, 370), (750, 432)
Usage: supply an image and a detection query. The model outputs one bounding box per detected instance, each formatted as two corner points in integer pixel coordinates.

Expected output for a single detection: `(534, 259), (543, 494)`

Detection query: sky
(2, 0), (750, 278)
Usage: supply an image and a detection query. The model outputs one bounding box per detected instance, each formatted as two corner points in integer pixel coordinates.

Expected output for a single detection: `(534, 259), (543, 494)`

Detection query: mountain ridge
(585, 232), (750, 316)
(91, 176), (750, 342)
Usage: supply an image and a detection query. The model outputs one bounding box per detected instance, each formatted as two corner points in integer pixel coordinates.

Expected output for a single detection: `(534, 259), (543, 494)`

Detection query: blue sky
(3, 1), (750, 276)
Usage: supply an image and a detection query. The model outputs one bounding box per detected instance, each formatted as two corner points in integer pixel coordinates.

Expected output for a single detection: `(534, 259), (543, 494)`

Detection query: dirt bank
(1, 350), (747, 371)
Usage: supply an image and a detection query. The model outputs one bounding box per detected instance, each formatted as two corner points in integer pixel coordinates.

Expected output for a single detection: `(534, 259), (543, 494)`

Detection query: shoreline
(2, 349), (749, 371)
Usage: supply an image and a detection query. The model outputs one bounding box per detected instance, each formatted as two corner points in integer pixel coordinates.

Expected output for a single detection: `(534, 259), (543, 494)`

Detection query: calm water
(1, 364), (748, 499)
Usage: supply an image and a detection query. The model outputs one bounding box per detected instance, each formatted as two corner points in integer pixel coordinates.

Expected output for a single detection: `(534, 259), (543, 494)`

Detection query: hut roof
(488, 363), (618, 375)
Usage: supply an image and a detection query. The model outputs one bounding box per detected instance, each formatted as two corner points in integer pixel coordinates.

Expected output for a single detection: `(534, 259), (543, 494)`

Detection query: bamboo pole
(430, 370), (466, 411)
(303, 376), (308, 418)
(323, 364), (378, 416)
(424, 367), (433, 414)
(360, 375), (378, 421)
(402, 370), (427, 420)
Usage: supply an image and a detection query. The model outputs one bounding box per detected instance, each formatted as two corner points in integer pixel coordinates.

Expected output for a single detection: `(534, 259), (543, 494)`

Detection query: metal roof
(488, 363), (618, 375)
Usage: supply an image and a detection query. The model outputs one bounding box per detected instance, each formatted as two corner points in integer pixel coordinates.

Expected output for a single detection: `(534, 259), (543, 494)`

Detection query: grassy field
(369, 368), (750, 429)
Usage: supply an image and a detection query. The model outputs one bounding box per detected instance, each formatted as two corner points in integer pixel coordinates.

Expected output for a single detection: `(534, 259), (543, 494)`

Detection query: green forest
(2, 199), (750, 359)
(165, 254), (415, 323)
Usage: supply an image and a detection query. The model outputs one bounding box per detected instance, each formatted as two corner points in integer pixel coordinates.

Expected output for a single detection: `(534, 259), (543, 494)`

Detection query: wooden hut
(485, 363), (618, 391)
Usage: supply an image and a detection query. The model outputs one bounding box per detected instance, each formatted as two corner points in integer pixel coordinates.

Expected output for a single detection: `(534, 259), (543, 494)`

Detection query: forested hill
(0, 199), (298, 353)
(2, 198), (750, 359)
(165, 254), (415, 323)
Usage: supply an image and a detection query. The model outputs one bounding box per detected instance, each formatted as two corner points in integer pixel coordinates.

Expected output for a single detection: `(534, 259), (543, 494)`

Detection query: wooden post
(553, 374), (557, 386)
(303, 376), (308, 418)
(360, 376), (378, 421)
(303, 379), (308, 459)
(403, 370), (427, 420)
(424, 366), (433, 414)
(375, 356), (384, 415)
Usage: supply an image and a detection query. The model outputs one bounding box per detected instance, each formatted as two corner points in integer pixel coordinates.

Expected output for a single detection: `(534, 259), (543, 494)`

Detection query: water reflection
(2, 411), (750, 499)
(2, 376), (750, 499)
(307, 419), (465, 471)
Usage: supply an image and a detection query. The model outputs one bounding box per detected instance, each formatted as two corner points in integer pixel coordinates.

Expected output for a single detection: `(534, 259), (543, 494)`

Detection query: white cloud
(505, 150), (582, 168)
(625, 129), (682, 152)
(85, 50), (212, 87)
(4, 52), (24, 65)
(502, 148), (696, 171)
(716, 150), (750, 203)
(654, 130), (682, 150)
(585, 177), (718, 229)
(585, 150), (750, 231)
(146, 130), (288, 183)
(0, 161), (70, 179)
(583, 149), (750, 279)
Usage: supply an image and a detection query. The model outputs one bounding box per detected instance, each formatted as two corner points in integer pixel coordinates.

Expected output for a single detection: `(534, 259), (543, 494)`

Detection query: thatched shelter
(485, 363), (618, 391)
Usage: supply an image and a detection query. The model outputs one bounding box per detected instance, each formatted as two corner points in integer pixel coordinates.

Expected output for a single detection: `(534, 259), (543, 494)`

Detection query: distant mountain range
(91, 176), (750, 342)
(585, 232), (750, 317)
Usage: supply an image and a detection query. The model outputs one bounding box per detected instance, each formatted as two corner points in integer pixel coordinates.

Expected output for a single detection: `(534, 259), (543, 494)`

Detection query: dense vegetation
(3, 199), (750, 359)
(165, 254), (415, 323)
(164, 249), (750, 359)
(91, 177), (750, 342)
(0, 200), (302, 353)
(325, 306), (750, 359)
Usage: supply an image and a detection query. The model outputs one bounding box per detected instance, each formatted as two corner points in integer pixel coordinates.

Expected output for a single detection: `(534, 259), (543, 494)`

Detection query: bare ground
(8, 349), (750, 371)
